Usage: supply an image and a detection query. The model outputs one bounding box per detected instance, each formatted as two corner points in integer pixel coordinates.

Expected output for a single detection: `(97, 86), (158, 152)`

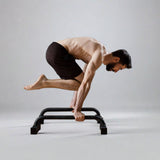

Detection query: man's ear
(113, 57), (120, 63)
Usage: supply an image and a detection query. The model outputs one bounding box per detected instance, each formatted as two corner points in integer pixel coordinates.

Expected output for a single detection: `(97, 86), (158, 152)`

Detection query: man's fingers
(75, 117), (85, 121)
(74, 111), (85, 121)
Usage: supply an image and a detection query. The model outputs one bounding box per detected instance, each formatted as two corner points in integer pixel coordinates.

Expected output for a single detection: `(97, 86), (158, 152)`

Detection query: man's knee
(74, 81), (81, 91)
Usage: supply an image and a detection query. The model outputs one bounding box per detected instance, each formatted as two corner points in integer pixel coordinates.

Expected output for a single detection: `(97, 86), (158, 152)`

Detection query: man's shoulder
(89, 53), (102, 70)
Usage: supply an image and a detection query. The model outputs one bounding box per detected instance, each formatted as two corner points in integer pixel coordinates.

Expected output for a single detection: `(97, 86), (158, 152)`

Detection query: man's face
(106, 63), (126, 73)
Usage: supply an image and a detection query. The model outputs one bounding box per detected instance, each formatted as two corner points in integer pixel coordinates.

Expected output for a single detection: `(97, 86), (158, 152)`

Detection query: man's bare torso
(57, 37), (106, 65)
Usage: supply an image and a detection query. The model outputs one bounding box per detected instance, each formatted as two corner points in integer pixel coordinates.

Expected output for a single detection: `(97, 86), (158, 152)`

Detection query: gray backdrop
(0, 0), (159, 113)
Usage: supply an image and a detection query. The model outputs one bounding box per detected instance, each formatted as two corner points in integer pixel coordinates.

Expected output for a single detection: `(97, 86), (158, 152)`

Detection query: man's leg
(24, 74), (81, 91)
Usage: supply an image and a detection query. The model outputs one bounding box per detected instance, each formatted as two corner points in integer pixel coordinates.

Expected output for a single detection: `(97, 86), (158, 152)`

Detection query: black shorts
(46, 42), (83, 80)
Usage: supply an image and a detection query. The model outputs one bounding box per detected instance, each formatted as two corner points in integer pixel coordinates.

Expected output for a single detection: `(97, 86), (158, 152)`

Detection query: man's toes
(24, 86), (27, 89)
(24, 85), (31, 90)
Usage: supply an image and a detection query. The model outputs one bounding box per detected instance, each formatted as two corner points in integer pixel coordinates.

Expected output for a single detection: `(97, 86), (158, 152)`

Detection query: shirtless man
(24, 37), (132, 121)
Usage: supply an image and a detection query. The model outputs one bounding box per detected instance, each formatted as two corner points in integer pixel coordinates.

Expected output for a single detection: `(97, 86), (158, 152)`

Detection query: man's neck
(102, 53), (113, 65)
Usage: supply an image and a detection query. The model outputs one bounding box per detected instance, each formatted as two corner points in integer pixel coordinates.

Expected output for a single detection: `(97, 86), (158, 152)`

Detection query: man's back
(57, 37), (106, 64)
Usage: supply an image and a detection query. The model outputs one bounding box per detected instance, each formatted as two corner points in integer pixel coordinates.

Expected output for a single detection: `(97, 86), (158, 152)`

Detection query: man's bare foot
(24, 74), (47, 90)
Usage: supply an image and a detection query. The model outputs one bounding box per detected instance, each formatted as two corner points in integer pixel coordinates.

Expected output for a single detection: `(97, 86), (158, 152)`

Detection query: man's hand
(74, 111), (85, 121)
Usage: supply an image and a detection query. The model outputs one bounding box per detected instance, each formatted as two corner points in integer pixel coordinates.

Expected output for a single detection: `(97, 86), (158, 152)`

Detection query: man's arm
(70, 64), (88, 109)
(74, 60), (96, 112)
(74, 48), (102, 113)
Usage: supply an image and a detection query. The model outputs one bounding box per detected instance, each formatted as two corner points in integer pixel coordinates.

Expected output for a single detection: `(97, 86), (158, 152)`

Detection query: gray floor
(1, 109), (160, 160)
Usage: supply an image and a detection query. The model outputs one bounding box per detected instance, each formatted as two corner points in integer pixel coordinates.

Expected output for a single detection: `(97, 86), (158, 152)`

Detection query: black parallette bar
(39, 107), (101, 116)
(31, 107), (107, 135)
(34, 115), (105, 125)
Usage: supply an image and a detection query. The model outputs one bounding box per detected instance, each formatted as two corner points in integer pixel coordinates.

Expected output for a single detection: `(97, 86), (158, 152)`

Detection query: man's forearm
(70, 91), (78, 107)
(74, 62), (95, 111)
(72, 64), (88, 109)
(74, 83), (91, 112)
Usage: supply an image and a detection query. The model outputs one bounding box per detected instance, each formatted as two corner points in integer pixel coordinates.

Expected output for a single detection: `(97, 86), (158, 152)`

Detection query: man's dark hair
(111, 49), (132, 68)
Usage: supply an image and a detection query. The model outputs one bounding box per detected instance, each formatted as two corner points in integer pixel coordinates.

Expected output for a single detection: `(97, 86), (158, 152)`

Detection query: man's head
(106, 49), (132, 73)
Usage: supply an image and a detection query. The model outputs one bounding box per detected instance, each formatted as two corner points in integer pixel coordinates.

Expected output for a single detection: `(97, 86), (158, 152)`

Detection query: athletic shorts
(46, 42), (83, 80)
